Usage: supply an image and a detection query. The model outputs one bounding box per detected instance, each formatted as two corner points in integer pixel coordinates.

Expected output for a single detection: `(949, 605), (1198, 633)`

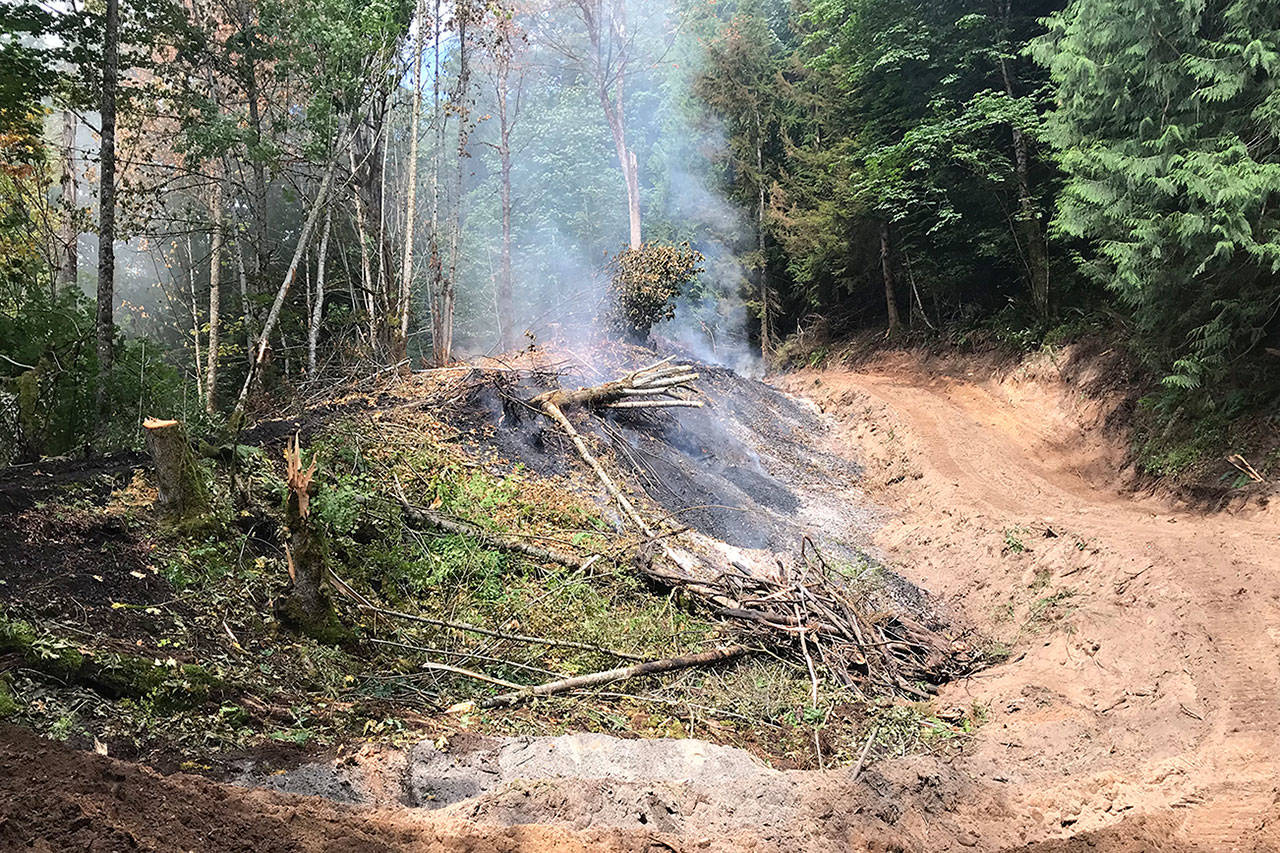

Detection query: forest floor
(1, 342), (1277, 851)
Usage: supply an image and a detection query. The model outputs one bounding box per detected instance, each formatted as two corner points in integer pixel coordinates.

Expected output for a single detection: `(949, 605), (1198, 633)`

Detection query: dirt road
(781, 349), (1280, 850)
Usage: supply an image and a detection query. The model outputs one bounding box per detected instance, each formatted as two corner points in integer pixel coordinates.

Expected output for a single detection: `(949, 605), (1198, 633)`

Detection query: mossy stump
(143, 417), (209, 520)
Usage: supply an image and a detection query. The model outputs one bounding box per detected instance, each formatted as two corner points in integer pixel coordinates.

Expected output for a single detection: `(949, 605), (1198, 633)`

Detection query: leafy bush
(0, 285), (187, 463)
(606, 242), (704, 339)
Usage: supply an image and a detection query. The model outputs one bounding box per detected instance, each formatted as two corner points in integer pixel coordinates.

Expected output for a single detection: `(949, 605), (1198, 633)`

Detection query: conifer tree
(1034, 0), (1280, 403)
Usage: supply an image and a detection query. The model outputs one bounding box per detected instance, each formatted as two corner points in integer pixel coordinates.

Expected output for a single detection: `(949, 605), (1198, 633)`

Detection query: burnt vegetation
(1, 0), (1276, 845)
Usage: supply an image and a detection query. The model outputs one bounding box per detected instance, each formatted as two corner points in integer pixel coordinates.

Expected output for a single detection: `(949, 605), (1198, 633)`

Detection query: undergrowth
(0, 406), (939, 771)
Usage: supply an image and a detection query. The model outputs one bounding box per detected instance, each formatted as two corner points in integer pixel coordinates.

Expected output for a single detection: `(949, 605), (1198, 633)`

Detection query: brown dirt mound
(0, 725), (663, 852)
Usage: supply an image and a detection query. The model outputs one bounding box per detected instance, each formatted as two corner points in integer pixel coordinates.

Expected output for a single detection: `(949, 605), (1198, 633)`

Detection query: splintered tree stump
(142, 418), (209, 520)
(277, 434), (346, 644)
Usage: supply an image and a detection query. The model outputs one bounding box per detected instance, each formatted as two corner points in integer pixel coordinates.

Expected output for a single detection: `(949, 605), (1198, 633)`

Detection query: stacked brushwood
(531, 357), (976, 699)
(641, 539), (972, 700)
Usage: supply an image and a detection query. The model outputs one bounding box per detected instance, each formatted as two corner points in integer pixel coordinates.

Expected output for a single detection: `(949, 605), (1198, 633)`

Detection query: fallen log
(477, 644), (750, 709)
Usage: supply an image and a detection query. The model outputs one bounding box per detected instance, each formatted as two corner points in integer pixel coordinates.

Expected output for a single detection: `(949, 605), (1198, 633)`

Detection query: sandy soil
(779, 346), (1280, 851)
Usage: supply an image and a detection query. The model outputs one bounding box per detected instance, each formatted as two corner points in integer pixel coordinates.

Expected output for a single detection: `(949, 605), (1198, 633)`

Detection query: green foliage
(1002, 526), (1029, 554)
(0, 280), (187, 463)
(757, 0), (1065, 326)
(0, 676), (17, 718)
(606, 242), (706, 339)
(1033, 0), (1280, 428)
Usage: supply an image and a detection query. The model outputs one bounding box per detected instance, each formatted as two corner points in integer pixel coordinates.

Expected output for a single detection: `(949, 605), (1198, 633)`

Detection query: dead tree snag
(142, 418), (209, 520)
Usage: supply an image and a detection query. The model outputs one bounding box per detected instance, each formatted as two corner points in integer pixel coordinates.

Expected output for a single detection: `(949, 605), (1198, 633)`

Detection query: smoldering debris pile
(406, 344), (983, 700)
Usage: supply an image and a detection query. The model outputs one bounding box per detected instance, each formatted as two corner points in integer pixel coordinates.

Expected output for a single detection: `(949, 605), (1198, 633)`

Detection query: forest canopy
(0, 0), (1277, 469)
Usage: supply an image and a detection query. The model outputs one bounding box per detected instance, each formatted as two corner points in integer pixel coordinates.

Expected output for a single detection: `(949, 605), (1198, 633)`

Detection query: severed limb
(537, 397), (656, 536)
(532, 357), (703, 411)
(477, 644), (750, 709)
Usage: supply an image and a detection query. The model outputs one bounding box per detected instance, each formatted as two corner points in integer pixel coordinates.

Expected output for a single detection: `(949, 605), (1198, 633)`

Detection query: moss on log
(0, 617), (224, 708)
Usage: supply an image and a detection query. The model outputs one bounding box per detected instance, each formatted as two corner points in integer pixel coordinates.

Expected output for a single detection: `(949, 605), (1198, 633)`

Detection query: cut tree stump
(142, 418), (208, 520)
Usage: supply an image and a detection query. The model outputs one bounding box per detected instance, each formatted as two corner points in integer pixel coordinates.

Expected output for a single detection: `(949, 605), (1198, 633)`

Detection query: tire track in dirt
(781, 352), (1280, 850)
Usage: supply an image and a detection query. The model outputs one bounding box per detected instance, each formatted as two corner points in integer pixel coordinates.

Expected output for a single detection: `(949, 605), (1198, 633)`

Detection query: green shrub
(606, 242), (704, 339)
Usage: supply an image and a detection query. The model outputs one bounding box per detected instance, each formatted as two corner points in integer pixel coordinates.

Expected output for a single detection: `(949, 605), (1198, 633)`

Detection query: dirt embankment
(778, 344), (1280, 850)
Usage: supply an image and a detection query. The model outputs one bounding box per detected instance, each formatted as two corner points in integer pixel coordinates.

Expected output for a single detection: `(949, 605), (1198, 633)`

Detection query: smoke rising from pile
(448, 0), (759, 373)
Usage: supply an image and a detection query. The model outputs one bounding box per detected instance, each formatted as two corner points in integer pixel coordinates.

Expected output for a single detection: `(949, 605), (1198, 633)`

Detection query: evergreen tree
(1034, 0), (1280, 413)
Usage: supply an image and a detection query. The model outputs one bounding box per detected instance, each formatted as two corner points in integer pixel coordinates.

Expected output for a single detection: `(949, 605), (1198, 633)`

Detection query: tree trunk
(232, 153), (340, 421)
(496, 57), (515, 352)
(278, 435), (343, 642)
(578, 0), (640, 249)
(754, 109), (771, 360)
(349, 148), (380, 358)
(398, 0), (427, 367)
(186, 235), (204, 402)
(206, 181), (223, 413)
(601, 90), (640, 250)
(422, 0), (444, 367)
(239, 0), (270, 287)
(440, 0), (469, 367)
(235, 236), (254, 360)
(376, 113), (395, 358)
(999, 51), (1049, 318)
(142, 418), (209, 520)
(880, 221), (902, 335)
(308, 207), (331, 378)
(1010, 126), (1048, 317)
(95, 0), (120, 428)
(57, 109), (77, 294)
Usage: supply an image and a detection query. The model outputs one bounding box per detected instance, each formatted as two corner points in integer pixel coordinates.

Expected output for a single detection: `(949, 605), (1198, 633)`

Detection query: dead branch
(532, 357), (702, 411)
(398, 499), (596, 570)
(538, 397), (656, 536)
(366, 637), (565, 679)
(478, 644), (750, 709)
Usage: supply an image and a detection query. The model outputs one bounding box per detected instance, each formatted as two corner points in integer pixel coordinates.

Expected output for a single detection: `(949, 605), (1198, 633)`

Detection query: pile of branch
(532, 356), (702, 412)
(645, 540), (969, 699)
(528, 360), (974, 700)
